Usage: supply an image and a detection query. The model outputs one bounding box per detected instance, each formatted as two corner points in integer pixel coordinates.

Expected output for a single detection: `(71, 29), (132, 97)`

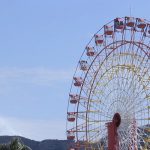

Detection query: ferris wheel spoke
(87, 127), (107, 141)
(133, 81), (150, 101)
(121, 51), (148, 94)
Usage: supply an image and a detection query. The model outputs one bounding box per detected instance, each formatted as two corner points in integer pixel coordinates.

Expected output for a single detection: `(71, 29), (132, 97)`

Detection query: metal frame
(67, 17), (150, 150)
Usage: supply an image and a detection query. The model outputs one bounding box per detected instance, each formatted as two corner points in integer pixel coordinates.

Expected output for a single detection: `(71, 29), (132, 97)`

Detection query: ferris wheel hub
(113, 113), (121, 127)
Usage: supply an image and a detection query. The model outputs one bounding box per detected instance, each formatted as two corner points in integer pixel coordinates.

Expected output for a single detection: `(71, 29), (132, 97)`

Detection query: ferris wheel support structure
(67, 17), (150, 150)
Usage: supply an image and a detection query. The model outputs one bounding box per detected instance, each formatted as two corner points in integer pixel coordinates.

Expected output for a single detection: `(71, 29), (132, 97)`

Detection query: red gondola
(137, 18), (146, 29)
(126, 17), (135, 27)
(79, 60), (88, 71)
(67, 131), (75, 140)
(114, 18), (124, 30)
(86, 46), (95, 56)
(95, 34), (103, 45)
(104, 25), (113, 35)
(73, 77), (83, 86)
(67, 112), (76, 122)
(69, 94), (79, 104)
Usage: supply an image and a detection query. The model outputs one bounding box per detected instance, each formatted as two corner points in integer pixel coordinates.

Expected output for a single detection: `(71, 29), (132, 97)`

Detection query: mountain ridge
(0, 136), (73, 150)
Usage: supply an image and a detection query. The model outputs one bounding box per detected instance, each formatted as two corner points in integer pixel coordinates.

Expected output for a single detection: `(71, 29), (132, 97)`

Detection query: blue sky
(0, 0), (149, 141)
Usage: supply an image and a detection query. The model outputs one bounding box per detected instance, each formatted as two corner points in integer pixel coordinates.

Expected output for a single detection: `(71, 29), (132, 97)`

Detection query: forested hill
(0, 136), (73, 150)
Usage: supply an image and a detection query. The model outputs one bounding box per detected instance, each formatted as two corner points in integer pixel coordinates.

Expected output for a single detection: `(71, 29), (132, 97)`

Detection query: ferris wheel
(66, 17), (150, 150)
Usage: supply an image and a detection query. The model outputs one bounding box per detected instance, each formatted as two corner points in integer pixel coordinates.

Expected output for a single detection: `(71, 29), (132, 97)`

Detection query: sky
(0, 0), (149, 141)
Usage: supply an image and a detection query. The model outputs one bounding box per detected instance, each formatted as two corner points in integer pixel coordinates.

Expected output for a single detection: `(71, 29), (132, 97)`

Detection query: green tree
(10, 139), (23, 150)
(0, 138), (32, 150)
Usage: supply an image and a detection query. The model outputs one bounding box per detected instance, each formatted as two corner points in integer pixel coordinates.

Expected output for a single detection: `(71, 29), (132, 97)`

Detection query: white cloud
(0, 117), (16, 135)
(0, 116), (66, 141)
(0, 68), (71, 140)
(0, 67), (73, 87)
